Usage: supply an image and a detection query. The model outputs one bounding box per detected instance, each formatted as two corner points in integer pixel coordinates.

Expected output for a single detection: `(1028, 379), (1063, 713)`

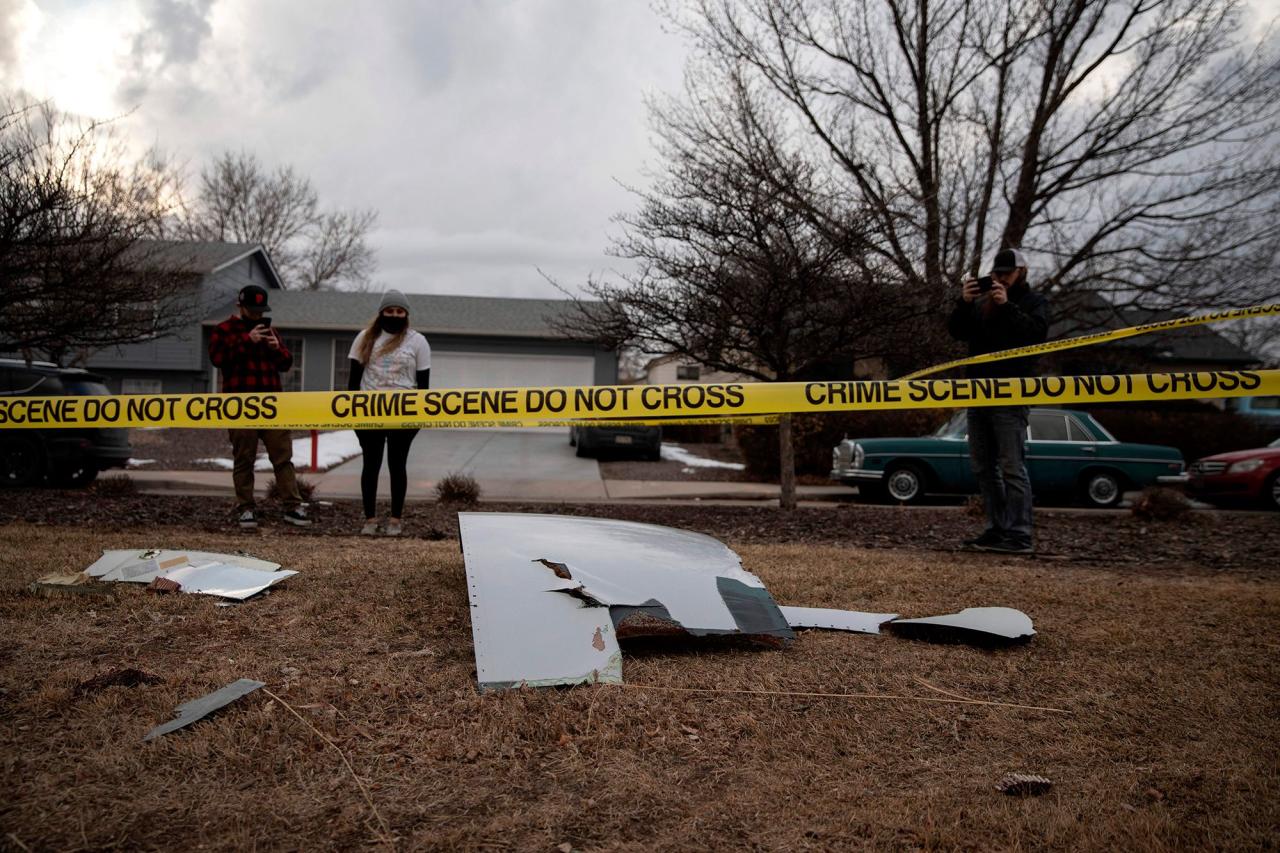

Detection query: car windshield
(1271, 437), (1280, 448)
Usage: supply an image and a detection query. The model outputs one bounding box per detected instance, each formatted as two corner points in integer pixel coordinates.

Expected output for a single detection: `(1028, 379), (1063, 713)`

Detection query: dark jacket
(946, 281), (1050, 378)
(208, 315), (293, 393)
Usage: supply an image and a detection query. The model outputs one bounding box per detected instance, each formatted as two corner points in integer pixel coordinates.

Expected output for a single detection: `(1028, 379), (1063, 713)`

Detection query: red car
(1187, 437), (1280, 511)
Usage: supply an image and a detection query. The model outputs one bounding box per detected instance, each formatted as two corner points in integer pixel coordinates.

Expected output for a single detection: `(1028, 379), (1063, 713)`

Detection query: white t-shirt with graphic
(349, 329), (432, 391)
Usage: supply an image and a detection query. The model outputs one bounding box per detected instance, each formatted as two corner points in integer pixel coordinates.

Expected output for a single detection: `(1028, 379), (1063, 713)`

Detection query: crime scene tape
(902, 302), (1280, 379)
(1, 370), (1275, 430)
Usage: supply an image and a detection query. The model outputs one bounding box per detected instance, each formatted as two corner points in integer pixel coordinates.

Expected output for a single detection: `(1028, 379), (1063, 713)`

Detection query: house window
(280, 336), (304, 392)
(332, 337), (355, 390)
(676, 364), (701, 381)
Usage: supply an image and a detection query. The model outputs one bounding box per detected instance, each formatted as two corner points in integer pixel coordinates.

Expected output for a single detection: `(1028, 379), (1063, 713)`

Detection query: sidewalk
(118, 469), (856, 503)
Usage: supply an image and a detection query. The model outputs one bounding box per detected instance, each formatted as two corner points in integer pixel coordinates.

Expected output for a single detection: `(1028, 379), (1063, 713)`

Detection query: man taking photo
(208, 285), (312, 530)
(947, 248), (1049, 554)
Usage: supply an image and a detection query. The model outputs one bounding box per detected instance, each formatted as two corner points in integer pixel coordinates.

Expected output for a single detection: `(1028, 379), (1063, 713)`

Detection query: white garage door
(430, 351), (597, 390)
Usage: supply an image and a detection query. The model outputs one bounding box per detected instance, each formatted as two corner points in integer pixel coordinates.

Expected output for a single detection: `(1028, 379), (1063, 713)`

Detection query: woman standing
(347, 290), (431, 535)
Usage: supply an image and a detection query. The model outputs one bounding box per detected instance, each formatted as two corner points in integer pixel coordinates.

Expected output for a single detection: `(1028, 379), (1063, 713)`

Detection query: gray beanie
(378, 289), (410, 313)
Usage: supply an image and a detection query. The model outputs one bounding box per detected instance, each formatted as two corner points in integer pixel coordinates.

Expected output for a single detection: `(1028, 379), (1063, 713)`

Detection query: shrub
(435, 471), (481, 505)
(268, 476), (316, 503)
(734, 409), (954, 480)
(90, 473), (137, 496)
(1130, 486), (1193, 522)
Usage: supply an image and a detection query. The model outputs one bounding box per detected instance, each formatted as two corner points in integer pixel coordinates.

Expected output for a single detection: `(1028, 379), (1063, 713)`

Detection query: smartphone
(257, 316), (272, 328)
(976, 276), (993, 293)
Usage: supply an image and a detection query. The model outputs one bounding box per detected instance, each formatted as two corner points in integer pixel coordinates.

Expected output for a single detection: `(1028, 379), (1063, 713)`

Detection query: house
(87, 240), (283, 394)
(86, 240), (618, 394)
(1042, 294), (1260, 376)
(642, 355), (755, 386)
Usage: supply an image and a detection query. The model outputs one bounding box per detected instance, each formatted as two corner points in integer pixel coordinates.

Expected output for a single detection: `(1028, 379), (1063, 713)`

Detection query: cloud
(118, 0), (216, 104)
(9, 1), (690, 298)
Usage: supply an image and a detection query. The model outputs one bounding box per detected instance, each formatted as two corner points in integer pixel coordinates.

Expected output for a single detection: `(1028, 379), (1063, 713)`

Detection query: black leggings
(356, 429), (420, 518)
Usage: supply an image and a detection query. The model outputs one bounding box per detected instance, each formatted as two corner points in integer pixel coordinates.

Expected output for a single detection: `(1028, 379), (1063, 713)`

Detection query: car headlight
(852, 443), (864, 469)
(1228, 458), (1264, 474)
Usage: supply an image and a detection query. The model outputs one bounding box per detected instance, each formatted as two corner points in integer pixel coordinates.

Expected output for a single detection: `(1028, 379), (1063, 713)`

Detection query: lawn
(1, 524), (1276, 851)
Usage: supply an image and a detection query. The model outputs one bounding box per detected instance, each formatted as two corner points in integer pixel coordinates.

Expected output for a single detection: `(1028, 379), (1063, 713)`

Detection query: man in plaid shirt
(209, 285), (312, 529)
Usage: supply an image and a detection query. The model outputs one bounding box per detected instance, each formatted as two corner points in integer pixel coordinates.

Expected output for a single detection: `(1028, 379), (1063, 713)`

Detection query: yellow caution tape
(903, 302), (1280, 379)
(1, 370), (1274, 430)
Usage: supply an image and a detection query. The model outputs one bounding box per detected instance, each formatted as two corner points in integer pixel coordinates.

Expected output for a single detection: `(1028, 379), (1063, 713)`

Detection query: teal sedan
(831, 408), (1185, 508)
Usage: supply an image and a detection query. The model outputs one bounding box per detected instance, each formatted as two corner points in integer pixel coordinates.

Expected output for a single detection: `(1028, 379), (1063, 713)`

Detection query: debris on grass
(459, 512), (791, 691)
(143, 678), (266, 741)
(885, 607), (1035, 646)
(84, 549), (295, 600)
(995, 773), (1054, 796)
(779, 606), (899, 634)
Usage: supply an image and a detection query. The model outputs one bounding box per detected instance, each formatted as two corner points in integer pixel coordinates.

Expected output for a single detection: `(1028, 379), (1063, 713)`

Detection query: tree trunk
(778, 413), (797, 511)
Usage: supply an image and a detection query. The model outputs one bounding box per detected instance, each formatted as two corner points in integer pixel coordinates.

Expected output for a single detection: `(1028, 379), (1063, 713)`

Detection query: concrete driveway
(319, 427), (606, 501)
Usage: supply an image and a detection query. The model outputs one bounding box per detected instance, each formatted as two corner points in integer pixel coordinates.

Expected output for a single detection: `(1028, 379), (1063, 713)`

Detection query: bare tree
(179, 150), (377, 290)
(0, 99), (195, 365)
(559, 69), (921, 509)
(670, 0), (1280, 334)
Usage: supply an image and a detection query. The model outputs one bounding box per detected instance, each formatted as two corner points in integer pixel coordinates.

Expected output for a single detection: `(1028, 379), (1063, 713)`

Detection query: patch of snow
(660, 443), (745, 470)
(195, 457), (235, 470)
(254, 430), (362, 472)
(127, 458), (156, 467)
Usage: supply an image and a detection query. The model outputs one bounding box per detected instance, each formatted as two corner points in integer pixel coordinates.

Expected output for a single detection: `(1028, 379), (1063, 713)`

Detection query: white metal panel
(430, 351), (595, 389)
(779, 606), (899, 634)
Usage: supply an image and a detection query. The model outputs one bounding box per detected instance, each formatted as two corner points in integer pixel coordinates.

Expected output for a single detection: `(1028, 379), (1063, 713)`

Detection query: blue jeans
(967, 407), (1032, 544)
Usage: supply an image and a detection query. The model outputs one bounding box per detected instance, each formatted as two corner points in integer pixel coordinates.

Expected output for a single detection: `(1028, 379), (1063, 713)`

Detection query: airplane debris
(885, 607), (1035, 645)
(459, 513), (792, 691)
(143, 679), (266, 741)
(779, 606), (899, 634)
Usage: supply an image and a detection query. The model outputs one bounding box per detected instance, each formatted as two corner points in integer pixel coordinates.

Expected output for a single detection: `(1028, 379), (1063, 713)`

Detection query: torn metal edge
(143, 678), (266, 741)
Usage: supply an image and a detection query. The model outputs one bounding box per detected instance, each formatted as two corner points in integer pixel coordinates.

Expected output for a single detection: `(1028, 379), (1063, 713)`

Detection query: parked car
(569, 424), (662, 460)
(1186, 437), (1280, 511)
(830, 408), (1184, 508)
(0, 358), (131, 487)
(1224, 395), (1280, 432)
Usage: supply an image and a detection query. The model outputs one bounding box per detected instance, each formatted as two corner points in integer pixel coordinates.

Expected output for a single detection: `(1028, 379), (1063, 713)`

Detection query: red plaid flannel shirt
(208, 315), (294, 393)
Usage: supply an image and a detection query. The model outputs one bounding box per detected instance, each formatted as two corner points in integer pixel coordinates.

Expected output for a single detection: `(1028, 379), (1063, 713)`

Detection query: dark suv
(0, 358), (132, 487)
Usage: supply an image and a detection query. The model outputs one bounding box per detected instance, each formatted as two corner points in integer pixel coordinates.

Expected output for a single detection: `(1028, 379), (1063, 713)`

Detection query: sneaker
(360, 519), (380, 536)
(383, 519), (402, 537)
(237, 509), (258, 530)
(283, 507), (312, 527)
(963, 530), (1003, 549)
(984, 537), (1034, 555)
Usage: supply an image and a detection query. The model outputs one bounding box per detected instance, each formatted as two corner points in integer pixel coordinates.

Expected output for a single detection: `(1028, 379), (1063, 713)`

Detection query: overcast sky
(1, 0), (689, 297)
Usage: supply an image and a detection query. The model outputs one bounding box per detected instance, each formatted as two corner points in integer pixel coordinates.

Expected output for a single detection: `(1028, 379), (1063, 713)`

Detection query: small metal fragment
(143, 678), (266, 741)
(995, 773), (1053, 796)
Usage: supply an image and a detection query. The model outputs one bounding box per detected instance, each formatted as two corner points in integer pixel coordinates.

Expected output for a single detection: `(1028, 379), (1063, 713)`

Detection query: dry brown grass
(0, 523), (1276, 851)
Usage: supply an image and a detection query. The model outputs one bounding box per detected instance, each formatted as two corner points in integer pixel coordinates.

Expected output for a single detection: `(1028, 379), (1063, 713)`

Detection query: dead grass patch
(0, 525), (1276, 851)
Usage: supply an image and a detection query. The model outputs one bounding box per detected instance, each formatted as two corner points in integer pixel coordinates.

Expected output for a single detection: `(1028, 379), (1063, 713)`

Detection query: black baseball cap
(238, 285), (271, 311)
(991, 248), (1028, 273)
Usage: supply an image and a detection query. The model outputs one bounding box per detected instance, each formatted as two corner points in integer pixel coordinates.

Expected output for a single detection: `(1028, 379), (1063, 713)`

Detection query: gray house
(88, 240), (618, 394)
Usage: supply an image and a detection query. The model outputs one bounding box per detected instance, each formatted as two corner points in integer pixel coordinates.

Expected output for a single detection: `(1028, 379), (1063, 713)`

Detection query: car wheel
(1080, 470), (1124, 508)
(575, 441), (593, 458)
(0, 436), (46, 488)
(53, 464), (99, 488)
(884, 464), (926, 504)
(1263, 471), (1280, 511)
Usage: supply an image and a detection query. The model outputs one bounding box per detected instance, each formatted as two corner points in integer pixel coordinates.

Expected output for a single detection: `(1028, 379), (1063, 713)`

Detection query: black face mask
(378, 315), (408, 334)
